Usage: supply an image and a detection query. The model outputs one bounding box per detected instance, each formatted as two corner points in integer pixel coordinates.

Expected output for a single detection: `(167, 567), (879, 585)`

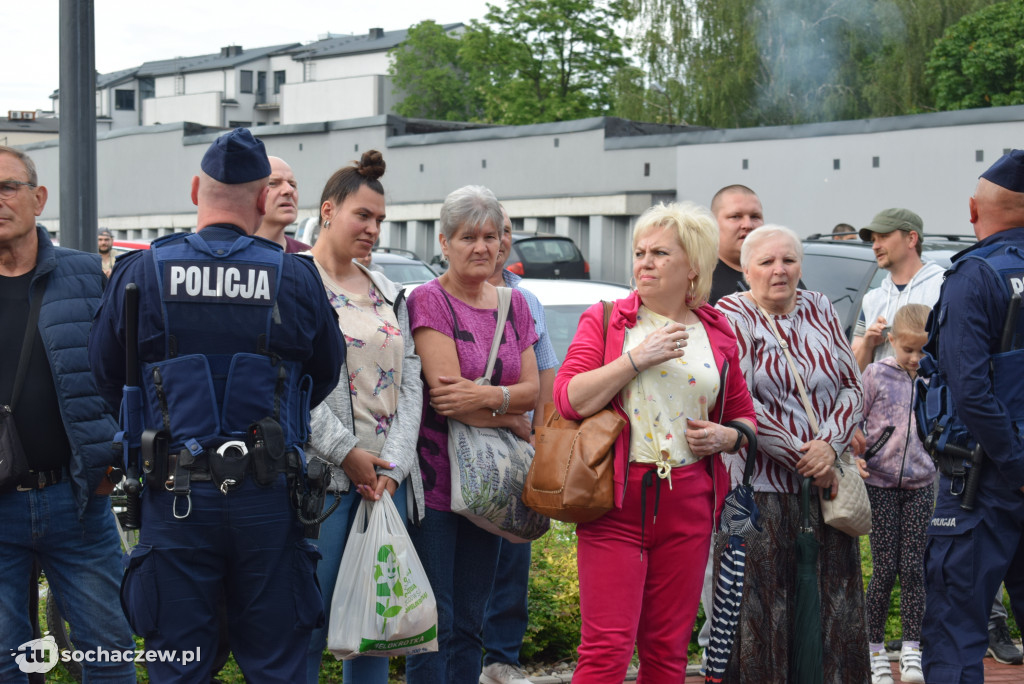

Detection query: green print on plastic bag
(374, 544), (404, 634)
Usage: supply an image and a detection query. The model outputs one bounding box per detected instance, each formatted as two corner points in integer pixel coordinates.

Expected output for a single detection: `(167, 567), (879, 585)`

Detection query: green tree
(388, 21), (482, 121)
(860, 0), (1000, 116)
(623, 0), (1000, 127)
(465, 0), (631, 124)
(927, 1), (1024, 111)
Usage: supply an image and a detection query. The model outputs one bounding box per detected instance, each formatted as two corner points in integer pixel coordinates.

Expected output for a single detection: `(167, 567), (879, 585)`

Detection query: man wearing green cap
(851, 207), (945, 371)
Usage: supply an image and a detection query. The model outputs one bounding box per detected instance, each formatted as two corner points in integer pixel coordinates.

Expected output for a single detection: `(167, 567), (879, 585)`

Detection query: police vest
(141, 232), (312, 450)
(915, 240), (1024, 454)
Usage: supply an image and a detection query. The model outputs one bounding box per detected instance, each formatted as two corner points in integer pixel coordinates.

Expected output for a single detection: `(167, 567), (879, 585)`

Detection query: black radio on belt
(247, 417), (286, 486)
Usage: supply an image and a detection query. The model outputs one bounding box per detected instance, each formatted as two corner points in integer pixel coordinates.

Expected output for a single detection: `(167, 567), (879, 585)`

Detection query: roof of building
(135, 42), (301, 77)
(286, 24), (462, 61)
(0, 115), (60, 133)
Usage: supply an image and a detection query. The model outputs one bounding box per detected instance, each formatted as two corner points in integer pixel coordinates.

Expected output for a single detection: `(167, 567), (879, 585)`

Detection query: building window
(115, 89), (135, 111)
(274, 70), (286, 95)
(228, 120), (252, 128)
(833, 158), (841, 170)
(873, 156), (880, 168)
(554, 138), (559, 148)
(976, 150), (984, 162)
(742, 159), (749, 170)
(304, 61), (316, 81)
(174, 74), (185, 95)
(643, 162), (650, 177)
(240, 70), (253, 94)
(139, 78), (155, 100)
(257, 71), (266, 99)
(482, 159), (487, 169)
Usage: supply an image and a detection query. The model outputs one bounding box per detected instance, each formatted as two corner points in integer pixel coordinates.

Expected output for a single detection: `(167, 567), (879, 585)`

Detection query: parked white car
(517, 278), (632, 365)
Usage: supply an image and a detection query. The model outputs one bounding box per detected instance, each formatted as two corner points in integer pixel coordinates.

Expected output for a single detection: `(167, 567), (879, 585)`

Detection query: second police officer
(918, 149), (1024, 683)
(89, 128), (344, 682)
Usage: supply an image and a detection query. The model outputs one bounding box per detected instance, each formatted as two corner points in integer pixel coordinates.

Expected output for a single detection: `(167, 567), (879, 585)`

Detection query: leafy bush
(522, 521), (582, 662)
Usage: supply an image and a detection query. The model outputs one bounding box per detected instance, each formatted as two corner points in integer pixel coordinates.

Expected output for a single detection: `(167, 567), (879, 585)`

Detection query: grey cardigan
(306, 263), (425, 524)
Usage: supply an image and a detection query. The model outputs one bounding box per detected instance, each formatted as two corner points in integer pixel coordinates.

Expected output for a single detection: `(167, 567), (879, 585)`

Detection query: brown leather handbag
(522, 302), (625, 523)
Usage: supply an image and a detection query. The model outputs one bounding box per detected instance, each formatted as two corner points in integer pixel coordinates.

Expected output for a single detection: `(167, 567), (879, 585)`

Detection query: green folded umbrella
(791, 476), (824, 684)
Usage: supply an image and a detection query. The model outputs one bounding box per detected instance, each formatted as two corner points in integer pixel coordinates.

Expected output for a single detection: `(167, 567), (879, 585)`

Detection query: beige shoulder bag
(757, 304), (872, 537)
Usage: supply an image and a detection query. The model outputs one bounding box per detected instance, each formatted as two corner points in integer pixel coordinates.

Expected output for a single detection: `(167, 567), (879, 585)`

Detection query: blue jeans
(122, 476), (321, 683)
(0, 482), (135, 683)
(482, 539), (531, 666)
(405, 507), (501, 684)
(307, 485), (408, 684)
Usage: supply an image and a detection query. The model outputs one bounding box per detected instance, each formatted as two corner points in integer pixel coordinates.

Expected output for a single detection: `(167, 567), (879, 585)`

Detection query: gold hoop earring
(686, 278), (696, 304)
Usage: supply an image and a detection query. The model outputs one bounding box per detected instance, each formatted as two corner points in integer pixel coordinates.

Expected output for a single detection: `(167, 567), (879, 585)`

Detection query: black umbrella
(790, 476), (824, 684)
(704, 423), (759, 683)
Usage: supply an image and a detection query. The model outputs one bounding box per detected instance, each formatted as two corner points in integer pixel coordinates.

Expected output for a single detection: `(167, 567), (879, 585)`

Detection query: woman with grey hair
(715, 225), (869, 683)
(405, 185), (539, 684)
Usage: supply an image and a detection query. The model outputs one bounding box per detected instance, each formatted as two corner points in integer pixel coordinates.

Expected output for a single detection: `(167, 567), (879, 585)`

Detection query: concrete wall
(143, 92), (222, 127)
(667, 119), (1024, 236)
(281, 76), (385, 124)
(313, 52), (390, 80)
(20, 106), (1024, 283)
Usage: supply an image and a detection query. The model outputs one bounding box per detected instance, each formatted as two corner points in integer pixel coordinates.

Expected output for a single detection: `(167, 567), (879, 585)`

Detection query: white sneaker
(870, 649), (894, 684)
(480, 661), (532, 684)
(899, 646), (925, 684)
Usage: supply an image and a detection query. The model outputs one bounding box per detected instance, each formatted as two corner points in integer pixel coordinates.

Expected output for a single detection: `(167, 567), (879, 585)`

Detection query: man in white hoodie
(852, 208), (945, 371)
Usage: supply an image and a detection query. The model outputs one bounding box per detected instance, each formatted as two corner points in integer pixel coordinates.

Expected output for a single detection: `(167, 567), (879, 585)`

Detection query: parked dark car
(801, 233), (975, 340)
(505, 232), (590, 280)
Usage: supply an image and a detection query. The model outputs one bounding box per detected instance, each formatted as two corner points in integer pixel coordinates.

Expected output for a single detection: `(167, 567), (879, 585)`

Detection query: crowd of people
(0, 130), (1021, 684)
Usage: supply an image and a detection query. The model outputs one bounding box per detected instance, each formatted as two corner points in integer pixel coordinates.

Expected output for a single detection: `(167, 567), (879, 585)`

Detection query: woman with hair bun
(304, 150), (426, 682)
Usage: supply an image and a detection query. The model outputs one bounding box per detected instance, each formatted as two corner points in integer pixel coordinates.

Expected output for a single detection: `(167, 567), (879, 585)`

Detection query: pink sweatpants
(573, 461), (715, 684)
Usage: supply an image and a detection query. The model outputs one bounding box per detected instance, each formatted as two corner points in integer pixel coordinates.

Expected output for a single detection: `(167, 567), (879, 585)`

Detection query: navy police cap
(201, 128), (271, 184)
(981, 149), (1024, 193)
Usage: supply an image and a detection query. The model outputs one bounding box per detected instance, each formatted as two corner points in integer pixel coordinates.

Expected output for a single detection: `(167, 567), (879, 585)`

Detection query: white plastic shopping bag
(326, 490), (438, 659)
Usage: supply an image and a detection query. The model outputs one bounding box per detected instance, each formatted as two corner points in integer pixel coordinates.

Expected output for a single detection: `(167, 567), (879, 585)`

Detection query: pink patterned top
(716, 290), (863, 494)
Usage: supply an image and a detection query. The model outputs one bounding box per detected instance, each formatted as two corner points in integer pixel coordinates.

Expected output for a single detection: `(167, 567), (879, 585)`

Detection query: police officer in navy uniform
(89, 128), (343, 682)
(921, 150), (1024, 683)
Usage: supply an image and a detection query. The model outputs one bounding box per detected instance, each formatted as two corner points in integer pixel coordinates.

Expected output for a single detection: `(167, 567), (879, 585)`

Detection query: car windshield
(515, 239), (580, 264)
(374, 261), (437, 285)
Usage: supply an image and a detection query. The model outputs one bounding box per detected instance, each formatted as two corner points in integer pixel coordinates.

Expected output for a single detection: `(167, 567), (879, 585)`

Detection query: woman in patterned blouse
(716, 224), (869, 684)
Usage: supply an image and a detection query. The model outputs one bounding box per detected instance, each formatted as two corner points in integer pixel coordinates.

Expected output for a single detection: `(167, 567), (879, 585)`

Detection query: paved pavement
(524, 653), (1024, 683)
(676, 654), (1024, 683)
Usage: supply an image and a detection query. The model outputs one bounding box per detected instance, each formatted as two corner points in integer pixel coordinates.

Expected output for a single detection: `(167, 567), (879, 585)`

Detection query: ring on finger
(674, 340), (682, 350)
(703, 428), (709, 439)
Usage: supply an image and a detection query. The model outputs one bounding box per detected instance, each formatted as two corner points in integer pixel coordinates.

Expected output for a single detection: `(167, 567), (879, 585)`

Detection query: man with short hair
(708, 185), (765, 304)
(851, 208), (945, 371)
(97, 227), (114, 276)
(90, 129), (343, 682)
(0, 145), (135, 681)
(832, 222), (858, 241)
(921, 149), (1024, 683)
(255, 156), (310, 253)
(479, 206), (558, 684)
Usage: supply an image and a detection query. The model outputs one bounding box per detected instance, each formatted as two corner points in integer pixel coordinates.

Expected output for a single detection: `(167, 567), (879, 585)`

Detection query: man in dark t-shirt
(708, 184), (765, 304)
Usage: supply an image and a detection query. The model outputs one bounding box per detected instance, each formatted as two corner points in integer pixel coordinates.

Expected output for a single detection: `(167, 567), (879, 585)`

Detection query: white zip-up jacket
(854, 260), (945, 363)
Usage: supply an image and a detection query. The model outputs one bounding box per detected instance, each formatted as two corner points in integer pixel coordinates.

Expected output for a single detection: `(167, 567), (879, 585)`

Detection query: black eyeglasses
(0, 180), (37, 199)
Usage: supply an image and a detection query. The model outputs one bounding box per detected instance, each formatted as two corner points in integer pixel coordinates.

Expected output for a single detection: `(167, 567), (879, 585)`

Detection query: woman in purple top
(405, 185), (538, 684)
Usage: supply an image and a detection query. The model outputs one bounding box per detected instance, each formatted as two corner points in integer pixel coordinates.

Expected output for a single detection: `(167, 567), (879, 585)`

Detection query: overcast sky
(1, 1), (498, 113)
